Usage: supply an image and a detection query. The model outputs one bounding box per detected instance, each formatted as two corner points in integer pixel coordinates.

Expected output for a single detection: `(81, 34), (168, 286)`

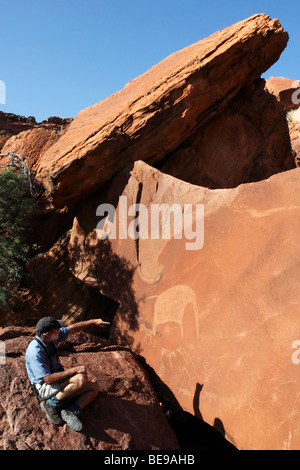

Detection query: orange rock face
(68, 160), (300, 450)
(0, 112), (37, 152)
(1, 118), (72, 173)
(1, 127), (64, 173)
(265, 76), (300, 111)
(36, 14), (289, 207)
(289, 123), (300, 166)
(265, 76), (300, 167)
(160, 79), (293, 188)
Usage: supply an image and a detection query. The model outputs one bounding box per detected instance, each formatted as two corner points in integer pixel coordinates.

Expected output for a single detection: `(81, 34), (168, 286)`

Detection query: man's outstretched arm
(67, 318), (110, 335)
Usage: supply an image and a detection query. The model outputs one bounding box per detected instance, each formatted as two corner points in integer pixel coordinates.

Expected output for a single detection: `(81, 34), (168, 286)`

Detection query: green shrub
(0, 168), (38, 310)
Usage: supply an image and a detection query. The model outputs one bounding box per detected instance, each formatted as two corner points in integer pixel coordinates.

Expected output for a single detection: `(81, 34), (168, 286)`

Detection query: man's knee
(74, 372), (88, 390)
(90, 380), (99, 397)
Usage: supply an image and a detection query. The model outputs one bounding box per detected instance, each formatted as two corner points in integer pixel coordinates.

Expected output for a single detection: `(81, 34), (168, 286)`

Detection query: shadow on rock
(137, 356), (238, 451)
(68, 234), (140, 350)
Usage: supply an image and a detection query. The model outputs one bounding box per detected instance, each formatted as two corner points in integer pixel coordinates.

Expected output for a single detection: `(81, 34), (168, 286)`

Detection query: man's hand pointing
(93, 319), (110, 327)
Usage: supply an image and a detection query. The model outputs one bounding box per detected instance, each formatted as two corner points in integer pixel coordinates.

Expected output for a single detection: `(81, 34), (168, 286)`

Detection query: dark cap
(35, 316), (64, 334)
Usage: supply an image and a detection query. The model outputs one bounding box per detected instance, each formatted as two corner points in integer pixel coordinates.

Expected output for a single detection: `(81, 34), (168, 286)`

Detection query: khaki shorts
(35, 382), (62, 401)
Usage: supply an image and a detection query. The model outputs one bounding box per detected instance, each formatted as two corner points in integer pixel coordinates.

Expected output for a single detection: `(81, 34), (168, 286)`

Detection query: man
(25, 316), (110, 432)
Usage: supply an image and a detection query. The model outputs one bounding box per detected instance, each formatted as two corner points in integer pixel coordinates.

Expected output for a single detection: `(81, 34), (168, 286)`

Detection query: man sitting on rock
(25, 316), (110, 432)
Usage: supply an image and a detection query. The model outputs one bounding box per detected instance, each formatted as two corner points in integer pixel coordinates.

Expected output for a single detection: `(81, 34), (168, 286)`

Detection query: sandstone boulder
(0, 327), (179, 450)
(36, 14), (289, 207)
(1, 127), (67, 174)
(67, 160), (300, 450)
(0, 112), (37, 150)
(265, 76), (300, 111)
(0, 134), (11, 153)
(159, 79), (293, 188)
(0, 117), (72, 173)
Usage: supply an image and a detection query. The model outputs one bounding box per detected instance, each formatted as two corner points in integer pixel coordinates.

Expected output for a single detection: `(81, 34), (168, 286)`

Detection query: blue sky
(1, 0), (299, 122)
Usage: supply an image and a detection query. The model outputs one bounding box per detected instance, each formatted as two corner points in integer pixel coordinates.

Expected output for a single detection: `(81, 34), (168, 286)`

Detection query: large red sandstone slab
(68, 160), (300, 450)
(36, 14), (288, 207)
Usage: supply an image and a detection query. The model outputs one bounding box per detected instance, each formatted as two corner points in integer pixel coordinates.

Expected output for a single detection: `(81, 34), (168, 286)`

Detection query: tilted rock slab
(0, 327), (179, 450)
(68, 160), (300, 450)
(36, 14), (288, 207)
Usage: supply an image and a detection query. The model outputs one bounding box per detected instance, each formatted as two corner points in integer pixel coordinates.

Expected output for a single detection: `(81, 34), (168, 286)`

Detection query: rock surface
(0, 112), (37, 152)
(67, 160), (300, 450)
(289, 123), (300, 166)
(0, 116), (72, 173)
(36, 14), (289, 207)
(265, 76), (300, 111)
(1, 127), (66, 174)
(159, 79), (293, 188)
(0, 327), (179, 450)
(265, 76), (300, 167)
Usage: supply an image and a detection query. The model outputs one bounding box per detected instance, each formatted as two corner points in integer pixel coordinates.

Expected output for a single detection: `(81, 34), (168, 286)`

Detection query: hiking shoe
(40, 400), (64, 426)
(61, 406), (83, 432)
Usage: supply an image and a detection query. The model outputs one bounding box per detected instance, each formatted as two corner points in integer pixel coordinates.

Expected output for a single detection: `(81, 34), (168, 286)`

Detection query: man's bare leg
(53, 372), (99, 431)
(56, 372), (99, 410)
(56, 372), (88, 402)
(72, 379), (99, 410)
